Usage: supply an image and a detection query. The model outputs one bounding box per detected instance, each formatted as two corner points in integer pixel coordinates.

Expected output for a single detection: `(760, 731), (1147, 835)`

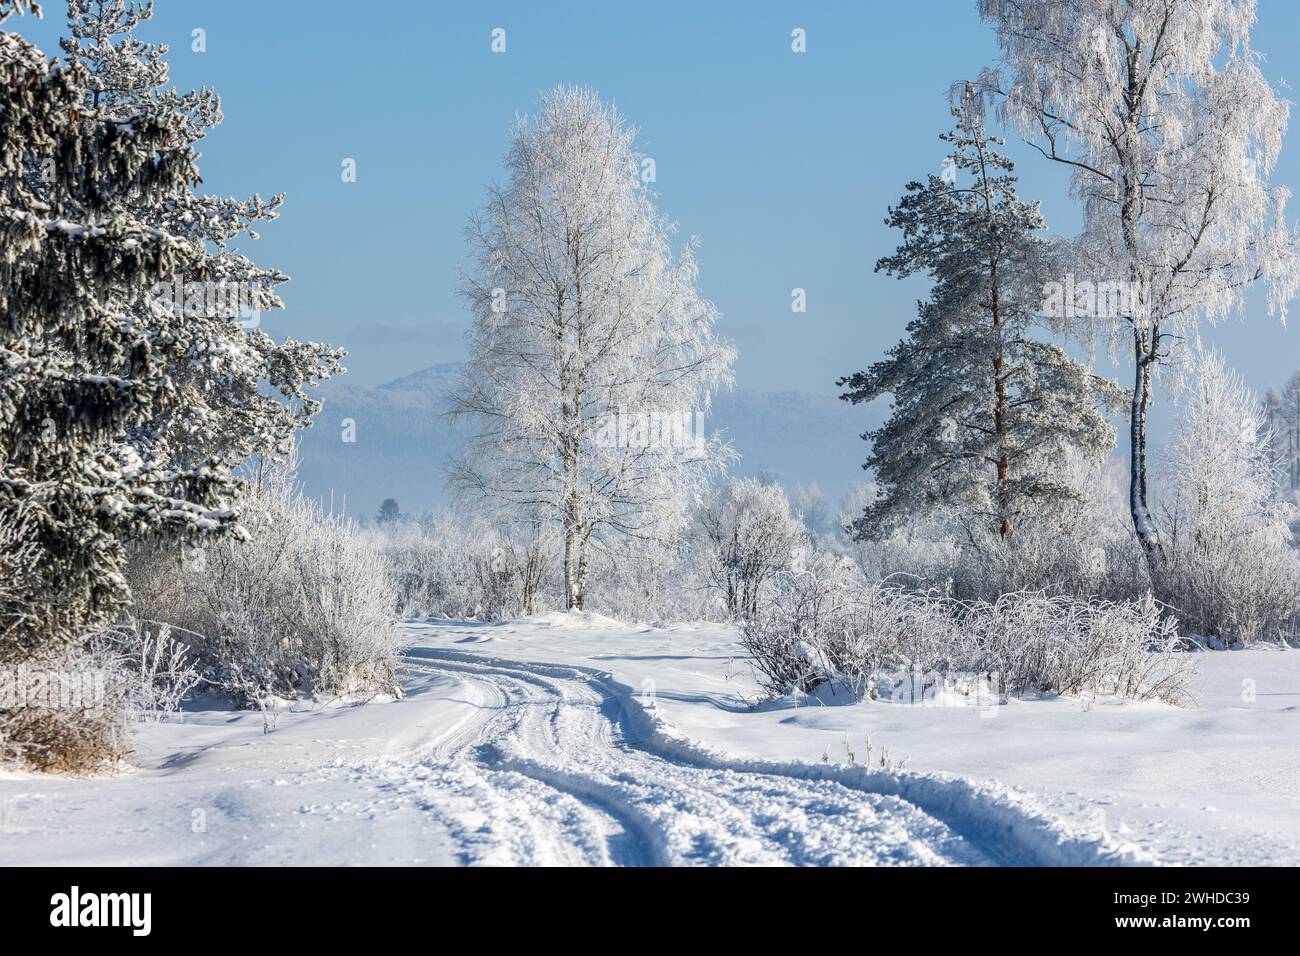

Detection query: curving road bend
(355, 640), (1038, 866)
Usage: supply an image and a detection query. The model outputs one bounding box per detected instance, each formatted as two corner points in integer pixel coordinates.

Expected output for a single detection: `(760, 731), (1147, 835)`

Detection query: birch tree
(450, 87), (735, 610)
(840, 110), (1122, 542)
(976, 0), (1300, 571)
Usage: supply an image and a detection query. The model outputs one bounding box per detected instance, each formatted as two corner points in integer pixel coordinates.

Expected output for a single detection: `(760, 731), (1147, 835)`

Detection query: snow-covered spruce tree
(450, 87), (735, 610)
(976, 0), (1300, 571)
(0, 3), (239, 661)
(1159, 348), (1300, 644)
(839, 109), (1123, 543)
(693, 477), (805, 618)
(58, 0), (344, 474)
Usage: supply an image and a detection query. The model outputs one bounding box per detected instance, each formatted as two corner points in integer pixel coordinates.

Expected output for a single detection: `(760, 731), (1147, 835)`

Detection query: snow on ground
(1, 615), (1295, 866)
(429, 615), (1299, 866)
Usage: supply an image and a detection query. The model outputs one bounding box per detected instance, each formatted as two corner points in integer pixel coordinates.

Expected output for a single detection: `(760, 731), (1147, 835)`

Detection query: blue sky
(12, 0), (1300, 413)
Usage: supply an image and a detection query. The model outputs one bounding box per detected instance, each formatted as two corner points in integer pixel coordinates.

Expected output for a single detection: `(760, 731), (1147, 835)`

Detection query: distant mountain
(295, 363), (883, 521)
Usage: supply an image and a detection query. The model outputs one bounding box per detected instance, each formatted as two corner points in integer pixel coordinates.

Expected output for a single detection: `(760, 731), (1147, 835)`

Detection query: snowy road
(0, 620), (1157, 866)
(354, 634), (1138, 866)
(377, 647), (992, 865)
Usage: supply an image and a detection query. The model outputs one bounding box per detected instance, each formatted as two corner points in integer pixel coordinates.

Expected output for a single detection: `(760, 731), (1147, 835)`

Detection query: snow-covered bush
(1159, 350), (1300, 644)
(88, 617), (204, 719)
(965, 592), (1192, 702)
(739, 551), (865, 694)
(2, 529), (189, 769)
(0, 643), (134, 773)
(128, 470), (401, 704)
(0, 694), (132, 774)
(842, 461), (1150, 606)
(378, 511), (720, 625)
(743, 557), (1195, 705)
(379, 512), (558, 621)
(0, 512), (129, 772)
(694, 477), (806, 618)
(581, 537), (723, 624)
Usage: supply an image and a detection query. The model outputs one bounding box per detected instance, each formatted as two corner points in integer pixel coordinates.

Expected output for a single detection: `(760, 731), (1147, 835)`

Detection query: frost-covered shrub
(581, 537), (724, 624)
(743, 557), (1195, 705)
(694, 477), (805, 618)
(1158, 350), (1300, 645)
(379, 512), (558, 620)
(0, 698), (131, 773)
(2, 547), (194, 768)
(0, 645), (134, 773)
(739, 552), (862, 694)
(128, 471), (401, 704)
(378, 511), (720, 625)
(841, 462), (1151, 606)
(88, 617), (204, 719)
(963, 592), (1192, 703)
(1, 516), (134, 772)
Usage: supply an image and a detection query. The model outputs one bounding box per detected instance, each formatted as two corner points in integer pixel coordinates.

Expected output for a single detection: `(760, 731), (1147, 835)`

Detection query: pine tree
(377, 498), (401, 525)
(0, 3), (238, 659)
(450, 87), (735, 610)
(57, 0), (344, 474)
(839, 109), (1123, 542)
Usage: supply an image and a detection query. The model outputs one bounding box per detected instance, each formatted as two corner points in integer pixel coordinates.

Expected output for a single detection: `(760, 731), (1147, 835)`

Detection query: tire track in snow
(379, 647), (1037, 865)
(382, 658), (663, 866)
(405, 652), (992, 865)
(402, 644), (1155, 866)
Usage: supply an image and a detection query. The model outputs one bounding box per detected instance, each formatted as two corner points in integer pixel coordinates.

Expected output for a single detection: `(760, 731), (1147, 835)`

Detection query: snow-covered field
(2, 616), (1296, 866)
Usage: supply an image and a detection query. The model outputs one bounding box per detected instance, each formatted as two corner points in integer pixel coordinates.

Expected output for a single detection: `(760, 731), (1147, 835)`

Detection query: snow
(407, 618), (1300, 866)
(524, 609), (626, 630)
(1, 618), (1296, 866)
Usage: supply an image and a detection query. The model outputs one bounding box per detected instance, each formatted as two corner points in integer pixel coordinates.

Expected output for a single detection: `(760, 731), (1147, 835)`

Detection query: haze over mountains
(294, 363), (884, 521)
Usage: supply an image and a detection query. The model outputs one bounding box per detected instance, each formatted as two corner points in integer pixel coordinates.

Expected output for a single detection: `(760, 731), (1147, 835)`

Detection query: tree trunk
(1118, 74), (1165, 577)
(1129, 325), (1165, 573)
(1291, 387), (1299, 491)
(575, 535), (589, 611)
(991, 283), (1012, 541)
(563, 518), (579, 610)
(977, 133), (1013, 543)
(562, 437), (582, 609)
